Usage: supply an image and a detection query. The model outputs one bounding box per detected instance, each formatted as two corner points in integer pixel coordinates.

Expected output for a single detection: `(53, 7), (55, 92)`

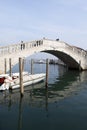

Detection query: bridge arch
(0, 38), (87, 73)
(42, 50), (81, 70)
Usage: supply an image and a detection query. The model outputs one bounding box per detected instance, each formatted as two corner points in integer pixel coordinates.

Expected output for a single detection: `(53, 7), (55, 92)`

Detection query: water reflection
(18, 97), (23, 130)
(0, 70), (87, 109)
(1, 68), (87, 130)
(1, 63), (87, 130)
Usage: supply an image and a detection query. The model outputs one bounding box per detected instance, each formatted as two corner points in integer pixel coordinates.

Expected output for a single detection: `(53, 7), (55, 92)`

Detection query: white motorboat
(10, 73), (46, 90)
(0, 72), (46, 91)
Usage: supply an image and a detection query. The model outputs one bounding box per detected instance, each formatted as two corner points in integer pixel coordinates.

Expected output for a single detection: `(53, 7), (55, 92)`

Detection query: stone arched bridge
(0, 38), (87, 73)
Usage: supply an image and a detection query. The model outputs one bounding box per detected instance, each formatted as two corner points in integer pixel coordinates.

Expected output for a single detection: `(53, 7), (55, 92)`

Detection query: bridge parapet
(43, 39), (87, 58)
(0, 38), (86, 58)
(0, 40), (43, 56)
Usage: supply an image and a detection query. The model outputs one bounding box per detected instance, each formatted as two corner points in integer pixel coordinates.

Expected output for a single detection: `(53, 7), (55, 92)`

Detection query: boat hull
(10, 73), (46, 90)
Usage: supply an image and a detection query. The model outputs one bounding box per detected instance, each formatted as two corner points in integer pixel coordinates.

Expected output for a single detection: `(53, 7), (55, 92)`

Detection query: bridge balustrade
(64, 43), (87, 58)
(0, 40), (43, 56)
(0, 46), (9, 55)
(0, 38), (86, 60)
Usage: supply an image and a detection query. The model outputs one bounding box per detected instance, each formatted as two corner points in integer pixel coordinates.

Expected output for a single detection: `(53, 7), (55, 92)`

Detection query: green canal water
(0, 64), (87, 130)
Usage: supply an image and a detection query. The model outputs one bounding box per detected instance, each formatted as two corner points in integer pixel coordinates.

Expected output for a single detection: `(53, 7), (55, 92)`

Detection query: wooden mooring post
(79, 60), (81, 71)
(22, 58), (25, 71)
(9, 58), (12, 77)
(31, 59), (33, 74)
(45, 59), (49, 88)
(4, 58), (7, 74)
(19, 57), (24, 97)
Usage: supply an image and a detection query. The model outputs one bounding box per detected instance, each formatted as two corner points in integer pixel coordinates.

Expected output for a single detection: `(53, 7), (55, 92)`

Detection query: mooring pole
(4, 58), (7, 74)
(31, 59), (33, 74)
(22, 58), (25, 72)
(45, 59), (49, 88)
(9, 58), (12, 77)
(79, 60), (81, 71)
(45, 88), (48, 110)
(19, 57), (24, 97)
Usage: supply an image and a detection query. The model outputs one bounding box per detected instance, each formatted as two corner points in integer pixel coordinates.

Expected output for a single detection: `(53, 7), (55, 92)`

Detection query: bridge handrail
(59, 41), (86, 54)
(43, 40), (87, 57)
(55, 41), (87, 57)
(0, 39), (87, 59)
(0, 40), (43, 55)
(65, 43), (87, 57)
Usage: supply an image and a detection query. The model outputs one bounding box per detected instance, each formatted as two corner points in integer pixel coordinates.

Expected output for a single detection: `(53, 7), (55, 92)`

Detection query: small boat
(0, 72), (46, 91)
(10, 73), (46, 90)
(0, 74), (13, 91)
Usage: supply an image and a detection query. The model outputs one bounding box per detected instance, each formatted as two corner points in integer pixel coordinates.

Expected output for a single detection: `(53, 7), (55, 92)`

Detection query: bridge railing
(0, 39), (87, 59)
(64, 43), (87, 58)
(0, 40), (43, 56)
(43, 39), (87, 59)
(51, 40), (87, 58)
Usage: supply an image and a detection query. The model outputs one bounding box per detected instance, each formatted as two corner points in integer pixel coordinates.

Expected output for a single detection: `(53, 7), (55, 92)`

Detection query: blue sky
(0, 0), (87, 49)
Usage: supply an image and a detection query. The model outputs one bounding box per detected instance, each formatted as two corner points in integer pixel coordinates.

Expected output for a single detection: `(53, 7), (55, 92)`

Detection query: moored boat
(0, 72), (46, 91)
(10, 73), (46, 90)
(0, 74), (13, 91)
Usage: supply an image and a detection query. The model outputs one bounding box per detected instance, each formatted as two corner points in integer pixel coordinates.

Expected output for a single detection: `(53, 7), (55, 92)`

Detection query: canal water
(0, 63), (87, 130)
